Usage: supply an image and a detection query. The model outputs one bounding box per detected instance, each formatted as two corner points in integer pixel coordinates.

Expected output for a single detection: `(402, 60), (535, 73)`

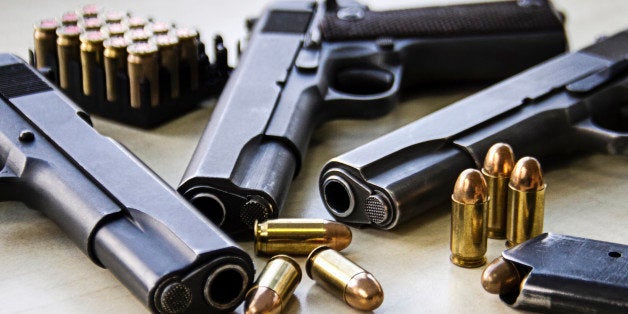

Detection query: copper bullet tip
(245, 286), (281, 314)
(481, 257), (521, 295)
(509, 157), (544, 191)
(482, 143), (515, 177)
(326, 221), (352, 251)
(452, 169), (488, 204)
(345, 272), (384, 311)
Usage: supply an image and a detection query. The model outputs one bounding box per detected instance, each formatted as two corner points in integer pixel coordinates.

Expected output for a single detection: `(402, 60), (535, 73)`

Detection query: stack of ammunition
(31, 5), (231, 127)
(246, 219), (384, 313)
(450, 143), (546, 268)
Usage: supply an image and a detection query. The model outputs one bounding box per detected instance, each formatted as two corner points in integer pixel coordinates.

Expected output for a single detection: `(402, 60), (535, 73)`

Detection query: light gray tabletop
(1, 0), (627, 313)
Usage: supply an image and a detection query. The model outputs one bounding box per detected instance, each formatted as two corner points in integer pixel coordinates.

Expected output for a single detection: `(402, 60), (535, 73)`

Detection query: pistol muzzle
(450, 169), (489, 268)
(254, 219), (352, 256)
(482, 143), (515, 239)
(306, 246), (384, 311)
(245, 255), (301, 314)
(127, 42), (159, 108)
(506, 157), (546, 248)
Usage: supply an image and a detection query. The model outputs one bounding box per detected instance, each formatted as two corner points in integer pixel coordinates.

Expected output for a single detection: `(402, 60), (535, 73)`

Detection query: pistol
(319, 29), (628, 229)
(179, 0), (567, 236)
(0, 54), (254, 313)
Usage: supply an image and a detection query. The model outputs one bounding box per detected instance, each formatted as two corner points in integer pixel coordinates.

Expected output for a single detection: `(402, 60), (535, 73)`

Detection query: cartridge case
(127, 42), (159, 108)
(56, 25), (82, 91)
(176, 27), (199, 91)
(254, 219), (352, 256)
(306, 246), (384, 311)
(506, 157), (546, 248)
(482, 143), (515, 239)
(34, 19), (59, 70)
(155, 34), (180, 99)
(104, 37), (129, 102)
(245, 255), (301, 314)
(61, 12), (79, 26)
(450, 169), (489, 268)
(80, 31), (107, 96)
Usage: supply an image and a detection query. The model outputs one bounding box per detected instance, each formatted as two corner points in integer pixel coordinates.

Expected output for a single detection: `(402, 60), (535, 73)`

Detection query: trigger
(333, 67), (394, 95)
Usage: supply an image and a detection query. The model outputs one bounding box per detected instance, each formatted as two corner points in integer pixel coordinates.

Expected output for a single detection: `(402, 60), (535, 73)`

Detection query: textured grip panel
(0, 64), (51, 98)
(321, 0), (564, 41)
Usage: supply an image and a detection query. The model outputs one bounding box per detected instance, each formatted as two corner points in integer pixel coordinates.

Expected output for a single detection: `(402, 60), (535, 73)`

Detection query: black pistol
(179, 0), (567, 236)
(319, 29), (628, 229)
(0, 54), (254, 313)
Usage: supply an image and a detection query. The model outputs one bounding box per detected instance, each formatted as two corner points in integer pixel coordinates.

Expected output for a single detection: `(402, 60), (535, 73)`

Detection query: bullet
(127, 29), (152, 43)
(104, 11), (125, 24)
(34, 19), (59, 70)
(81, 4), (99, 19)
(450, 169), (489, 268)
(56, 25), (82, 91)
(155, 34), (180, 99)
(482, 143), (515, 239)
(481, 256), (521, 295)
(306, 246), (384, 311)
(104, 37), (129, 102)
(254, 219), (352, 256)
(150, 21), (171, 35)
(128, 16), (147, 29)
(80, 31), (107, 96)
(176, 27), (199, 91)
(83, 18), (103, 32)
(506, 157), (546, 248)
(104, 23), (128, 38)
(245, 255), (301, 314)
(127, 42), (159, 108)
(61, 12), (79, 26)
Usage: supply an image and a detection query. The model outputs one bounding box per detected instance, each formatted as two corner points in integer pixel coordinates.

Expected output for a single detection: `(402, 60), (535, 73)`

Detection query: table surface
(1, 0), (627, 313)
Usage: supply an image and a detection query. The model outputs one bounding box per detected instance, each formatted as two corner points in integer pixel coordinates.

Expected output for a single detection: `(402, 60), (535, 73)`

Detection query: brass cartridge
(83, 18), (103, 32)
(128, 16), (147, 30)
(61, 12), (79, 26)
(254, 219), (352, 256)
(450, 169), (489, 268)
(150, 21), (171, 35)
(155, 34), (180, 99)
(481, 143), (515, 239)
(81, 4), (99, 19)
(245, 255), (301, 314)
(306, 246), (384, 311)
(80, 31), (107, 96)
(127, 42), (159, 108)
(104, 37), (129, 102)
(506, 157), (546, 248)
(127, 29), (152, 43)
(176, 27), (199, 91)
(104, 23), (128, 38)
(34, 19), (59, 70)
(56, 25), (82, 91)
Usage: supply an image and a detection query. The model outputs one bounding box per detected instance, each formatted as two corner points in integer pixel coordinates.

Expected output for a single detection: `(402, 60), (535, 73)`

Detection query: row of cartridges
(32, 4), (225, 110)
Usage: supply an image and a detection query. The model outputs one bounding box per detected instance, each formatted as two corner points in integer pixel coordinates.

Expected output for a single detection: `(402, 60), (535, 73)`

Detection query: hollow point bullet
(127, 29), (152, 43)
(481, 256), (522, 296)
(61, 11), (79, 26)
(482, 143), (515, 239)
(128, 16), (147, 29)
(506, 157), (546, 248)
(83, 17), (104, 32)
(450, 169), (489, 268)
(127, 42), (159, 108)
(306, 246), (384, 311)
(254, 219), (352, 256)
(34, 19), (59, 70)
(80, 31), (107, 96)
(104, 37), (129, 102)
(81, 4), (100, 19)
(245, 255), (301, 314)
(104, 23), (128, 38)
(150, 21), (171, 35)
(104, 11), (125, 24)
(56, 25), (82, 91)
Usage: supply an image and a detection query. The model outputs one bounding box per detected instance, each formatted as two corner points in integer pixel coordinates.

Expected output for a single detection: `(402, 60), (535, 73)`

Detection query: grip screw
(19, 130), (35, 143)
